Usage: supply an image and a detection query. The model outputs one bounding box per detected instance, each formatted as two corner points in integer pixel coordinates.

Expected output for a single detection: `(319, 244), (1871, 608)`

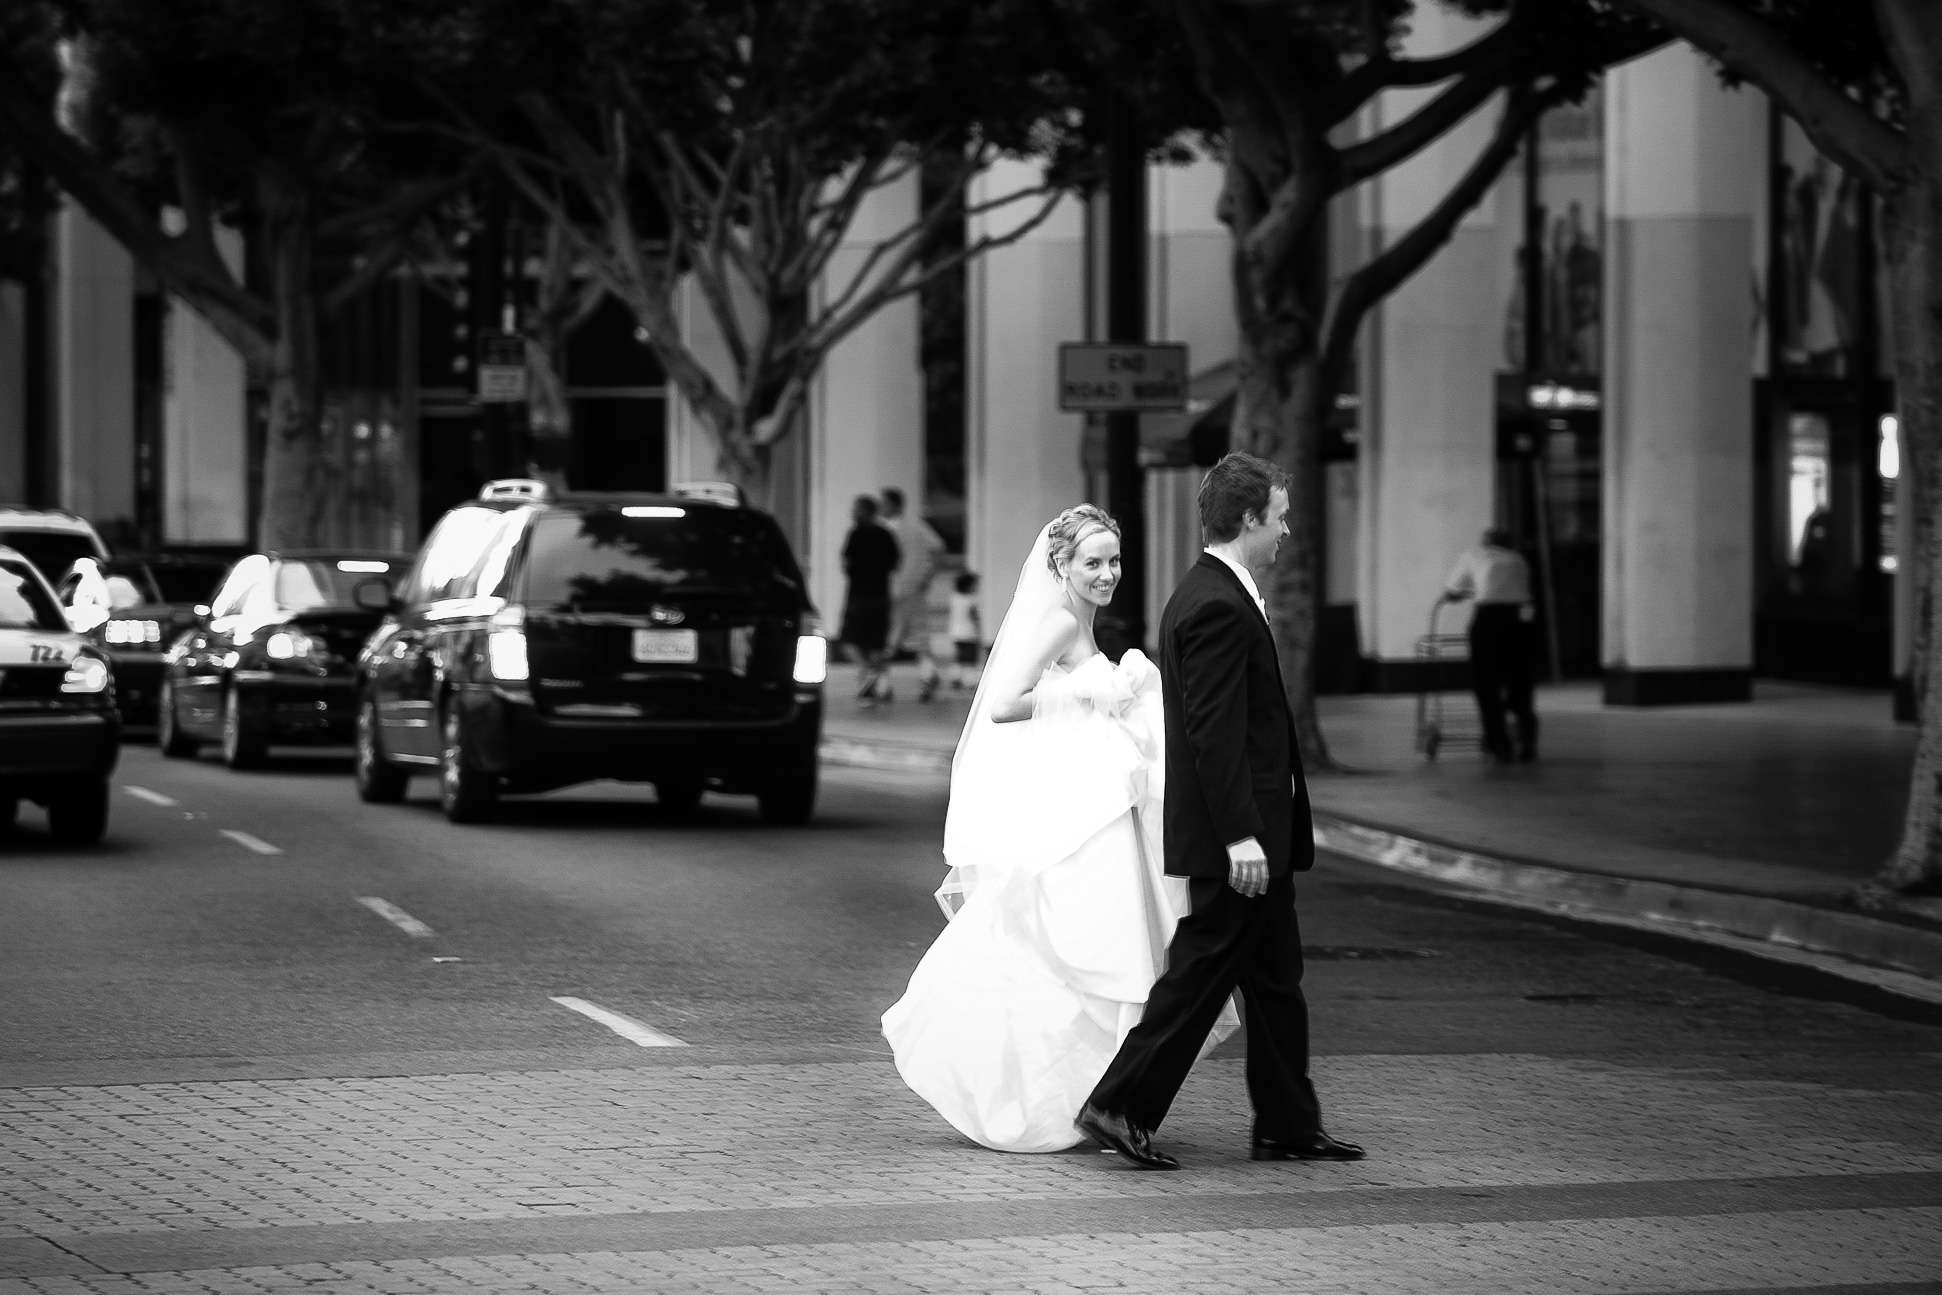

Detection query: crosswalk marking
(549, 996), (689, 1048)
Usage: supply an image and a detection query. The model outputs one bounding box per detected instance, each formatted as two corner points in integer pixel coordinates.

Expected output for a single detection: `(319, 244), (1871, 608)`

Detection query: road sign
(476, 332), (528, 404)
(1058, 342), (1189, 412)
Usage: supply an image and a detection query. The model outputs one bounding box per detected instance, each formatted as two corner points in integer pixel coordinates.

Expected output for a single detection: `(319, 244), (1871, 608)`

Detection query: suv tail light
(793, 615), (828, 686)
(488, 604), (530, 682)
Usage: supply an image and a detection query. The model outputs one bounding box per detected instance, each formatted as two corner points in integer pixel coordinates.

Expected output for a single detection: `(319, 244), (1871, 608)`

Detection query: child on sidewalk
(947, 571), (983, 690)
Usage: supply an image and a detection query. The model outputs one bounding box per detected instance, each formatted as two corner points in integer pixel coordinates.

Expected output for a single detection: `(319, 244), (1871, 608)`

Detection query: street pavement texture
(1, 744), (1940, 1294)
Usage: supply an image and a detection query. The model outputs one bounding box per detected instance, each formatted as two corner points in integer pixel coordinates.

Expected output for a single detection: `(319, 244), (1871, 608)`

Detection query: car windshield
(97, 561), (166, 607)
(0, 560), (65, 630)
(137, 559), (231, 605)
(272, 558), (398, 611)
(2, 532), (100, 585)
(522, 508), (803, 610)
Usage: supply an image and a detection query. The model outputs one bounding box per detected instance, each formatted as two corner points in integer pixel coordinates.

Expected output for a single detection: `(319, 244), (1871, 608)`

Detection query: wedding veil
(935, 523), (1059, 918)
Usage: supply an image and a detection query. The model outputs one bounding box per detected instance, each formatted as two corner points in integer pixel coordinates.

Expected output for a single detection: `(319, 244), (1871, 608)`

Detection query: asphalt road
(3, 743), (1940, 1292)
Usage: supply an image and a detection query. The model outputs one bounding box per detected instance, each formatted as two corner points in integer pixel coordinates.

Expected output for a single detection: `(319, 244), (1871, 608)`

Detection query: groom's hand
(1225, 838), (1269, 898)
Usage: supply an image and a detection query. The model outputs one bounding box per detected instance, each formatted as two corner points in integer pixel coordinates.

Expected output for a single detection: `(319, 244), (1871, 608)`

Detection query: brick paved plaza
(5, 1047), (1940, 1294)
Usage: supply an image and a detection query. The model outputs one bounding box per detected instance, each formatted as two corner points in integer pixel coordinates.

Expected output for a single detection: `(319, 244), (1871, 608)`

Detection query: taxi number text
(631, 628), (698, 664)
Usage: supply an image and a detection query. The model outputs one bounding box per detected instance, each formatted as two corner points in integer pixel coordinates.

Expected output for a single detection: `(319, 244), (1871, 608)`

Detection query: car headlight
(488, 605), (529, 682)
(103, 618), (163, 646)
(60, 654), (112, 694)
(265, 628), (320, 661)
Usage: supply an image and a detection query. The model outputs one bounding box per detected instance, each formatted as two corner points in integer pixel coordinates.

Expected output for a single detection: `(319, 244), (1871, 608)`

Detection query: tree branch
(1334, 43), (1525, 190)
(1616, 0), (1909, 190)
(0, 69), (274, 362)
(1327, 9), (1529, 126)
(1321, 81), (1565, 389)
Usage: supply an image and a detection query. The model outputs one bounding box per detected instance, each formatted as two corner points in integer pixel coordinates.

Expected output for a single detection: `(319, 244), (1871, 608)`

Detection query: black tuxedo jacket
(1158, 553), (1315, 880)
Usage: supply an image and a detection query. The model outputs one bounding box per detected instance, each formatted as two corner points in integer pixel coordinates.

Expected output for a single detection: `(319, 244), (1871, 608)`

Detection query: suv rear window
(521, 508), (803, 610)
(1, 532), (102, 584)
(0, 559), (65, 631)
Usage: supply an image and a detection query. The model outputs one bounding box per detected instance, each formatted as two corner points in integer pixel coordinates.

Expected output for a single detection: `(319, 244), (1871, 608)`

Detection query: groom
(1077, 451), (1363, 1170)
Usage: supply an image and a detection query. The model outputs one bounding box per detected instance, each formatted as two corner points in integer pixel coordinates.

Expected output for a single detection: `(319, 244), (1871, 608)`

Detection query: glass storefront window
(1880, 414), (1900, 573)
(1774, 117), (1870, 377)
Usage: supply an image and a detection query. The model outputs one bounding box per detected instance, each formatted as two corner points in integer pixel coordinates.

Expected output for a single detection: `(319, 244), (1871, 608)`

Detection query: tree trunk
(1230, 228), (1336, 771)
(1874, 164), (1942, 896)
(255, 188), (331, 549)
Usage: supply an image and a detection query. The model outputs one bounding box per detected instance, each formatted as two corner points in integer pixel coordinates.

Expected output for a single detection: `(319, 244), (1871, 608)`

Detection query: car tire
(46, 780), (110, 845)
(655, 778), (705, 817)
(438, 702), (498, 824)
(221, 687), (268, 770)
(354, 693), (410, 804)
(757, 759), (817, 827)
(157, 680), (199, 759)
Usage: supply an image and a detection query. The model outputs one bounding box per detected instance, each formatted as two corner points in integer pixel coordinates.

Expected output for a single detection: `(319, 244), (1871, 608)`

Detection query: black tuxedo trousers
(1086, 555), (1322, 1138)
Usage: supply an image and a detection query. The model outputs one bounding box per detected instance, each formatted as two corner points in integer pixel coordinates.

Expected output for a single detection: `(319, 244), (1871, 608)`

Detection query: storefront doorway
(1753, 379), (1894, 685)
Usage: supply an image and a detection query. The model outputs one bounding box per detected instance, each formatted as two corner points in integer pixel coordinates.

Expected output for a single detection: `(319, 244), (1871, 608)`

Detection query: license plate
(631, 628), (698, 664)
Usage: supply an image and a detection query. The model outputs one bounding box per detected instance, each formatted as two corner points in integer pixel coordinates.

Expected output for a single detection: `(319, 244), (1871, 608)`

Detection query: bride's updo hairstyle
(1045, 504), (1121, 577)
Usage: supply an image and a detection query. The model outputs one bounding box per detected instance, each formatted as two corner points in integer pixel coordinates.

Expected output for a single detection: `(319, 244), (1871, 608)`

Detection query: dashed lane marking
(549, 996), (689, 1048)
(218, 829), (283, 855)
(356, 896), (436, 939)
(122, 785), (179, 808)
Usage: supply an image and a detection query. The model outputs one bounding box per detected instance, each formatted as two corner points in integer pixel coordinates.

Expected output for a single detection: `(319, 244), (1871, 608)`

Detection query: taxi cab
(0, 546), (119, 843)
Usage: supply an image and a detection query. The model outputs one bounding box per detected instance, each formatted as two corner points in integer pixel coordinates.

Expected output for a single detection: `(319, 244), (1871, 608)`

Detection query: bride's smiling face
(1061, 530), (1121, 607)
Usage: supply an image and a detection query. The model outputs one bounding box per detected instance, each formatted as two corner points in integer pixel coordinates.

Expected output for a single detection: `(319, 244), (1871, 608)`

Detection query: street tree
(1606, 0), (1941, 895)
(1168, 0), (1665, 765)
(0, 0), (473, 545)
(409, 0), (1203, 512)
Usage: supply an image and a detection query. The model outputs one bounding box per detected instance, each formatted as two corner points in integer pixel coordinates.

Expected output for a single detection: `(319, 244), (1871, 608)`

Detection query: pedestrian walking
(946, 570), (983, 689)
(1441, 527), (1538, 764)
(879, 487), (946, 702)
(840, 495), (900, 702)
(1076, 451), (1363, 1171)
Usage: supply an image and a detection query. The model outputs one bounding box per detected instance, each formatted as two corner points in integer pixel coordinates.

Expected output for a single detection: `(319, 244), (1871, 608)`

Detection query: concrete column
(0, 282), (24, 501)
(1357, 6), (1504, 677)
(162, 227), (247, 543)
(1602, 47), (1763, 704)
(809, 170), (925, 632)
(54, 204), (136, 534)
(965, 159), (1086, 639)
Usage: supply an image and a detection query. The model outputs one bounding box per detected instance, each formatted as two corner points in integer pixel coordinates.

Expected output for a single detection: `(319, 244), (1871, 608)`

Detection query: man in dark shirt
(840, 494), (900, 701)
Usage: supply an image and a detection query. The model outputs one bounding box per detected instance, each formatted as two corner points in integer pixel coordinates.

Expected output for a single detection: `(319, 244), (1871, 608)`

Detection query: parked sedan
(157, 549), (409, 768)
(58, 550), (241, 725)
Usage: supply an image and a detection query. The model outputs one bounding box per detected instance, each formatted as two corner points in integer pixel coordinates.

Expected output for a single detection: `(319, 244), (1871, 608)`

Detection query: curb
(823, 731), (1942, 1004)
(1313, 812), (1942, 1004)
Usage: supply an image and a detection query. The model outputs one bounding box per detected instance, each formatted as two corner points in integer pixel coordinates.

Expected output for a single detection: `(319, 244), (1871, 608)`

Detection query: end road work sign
(1058, 343), (1189, 412)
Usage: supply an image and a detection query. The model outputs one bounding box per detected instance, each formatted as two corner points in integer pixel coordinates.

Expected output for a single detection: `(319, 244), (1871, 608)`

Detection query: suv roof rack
(478, 478), (552, 504)
(670, 480), (746, 508)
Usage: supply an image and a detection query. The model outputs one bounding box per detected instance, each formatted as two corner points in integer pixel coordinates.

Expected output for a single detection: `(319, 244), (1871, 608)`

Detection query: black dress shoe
(1251, 1130), (1365, 1161)
(1076, 1103), (1180, 1170)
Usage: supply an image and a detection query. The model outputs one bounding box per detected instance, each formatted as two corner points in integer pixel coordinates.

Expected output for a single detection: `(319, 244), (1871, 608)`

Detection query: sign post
(476, 332), (528, 405)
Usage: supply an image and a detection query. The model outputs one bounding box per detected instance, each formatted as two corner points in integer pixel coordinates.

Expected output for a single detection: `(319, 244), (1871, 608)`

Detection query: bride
(881, 504), (1236, 1153)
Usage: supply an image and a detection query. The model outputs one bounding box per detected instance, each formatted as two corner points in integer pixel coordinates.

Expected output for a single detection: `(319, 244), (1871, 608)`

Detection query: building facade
(4, 30), (1906, 710)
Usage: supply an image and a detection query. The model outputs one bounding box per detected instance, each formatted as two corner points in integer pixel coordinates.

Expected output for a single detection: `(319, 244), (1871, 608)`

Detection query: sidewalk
(821, 663), (1941, 1001)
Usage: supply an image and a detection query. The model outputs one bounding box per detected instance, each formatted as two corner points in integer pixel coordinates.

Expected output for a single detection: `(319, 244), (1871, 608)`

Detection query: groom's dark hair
(1198, 452), (1288, 544)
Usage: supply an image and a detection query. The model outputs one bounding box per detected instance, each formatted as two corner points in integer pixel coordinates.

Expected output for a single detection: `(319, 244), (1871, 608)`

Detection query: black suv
(353, 483), (826, 824)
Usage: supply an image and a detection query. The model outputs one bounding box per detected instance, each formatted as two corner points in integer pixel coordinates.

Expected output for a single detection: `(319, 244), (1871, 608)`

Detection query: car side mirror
(352, 577), (397, 613)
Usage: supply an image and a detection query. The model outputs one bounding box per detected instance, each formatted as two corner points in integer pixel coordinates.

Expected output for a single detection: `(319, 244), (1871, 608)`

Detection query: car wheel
(354, 693), (409, 804)
(757, 759), (817, 827)
(439, 702), (497, 824)
(46, 780), (110, 845)
(157, 680), (199, 758)
(655, 777), (705, 817)
(221, 687), (268, 770)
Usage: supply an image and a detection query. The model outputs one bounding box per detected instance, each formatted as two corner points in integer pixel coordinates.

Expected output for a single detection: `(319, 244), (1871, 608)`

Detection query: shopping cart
(1413, 598), (1478, 761)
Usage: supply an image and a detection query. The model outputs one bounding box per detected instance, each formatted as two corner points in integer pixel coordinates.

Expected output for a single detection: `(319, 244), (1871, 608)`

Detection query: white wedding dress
(882, 649), (1238, 1153)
